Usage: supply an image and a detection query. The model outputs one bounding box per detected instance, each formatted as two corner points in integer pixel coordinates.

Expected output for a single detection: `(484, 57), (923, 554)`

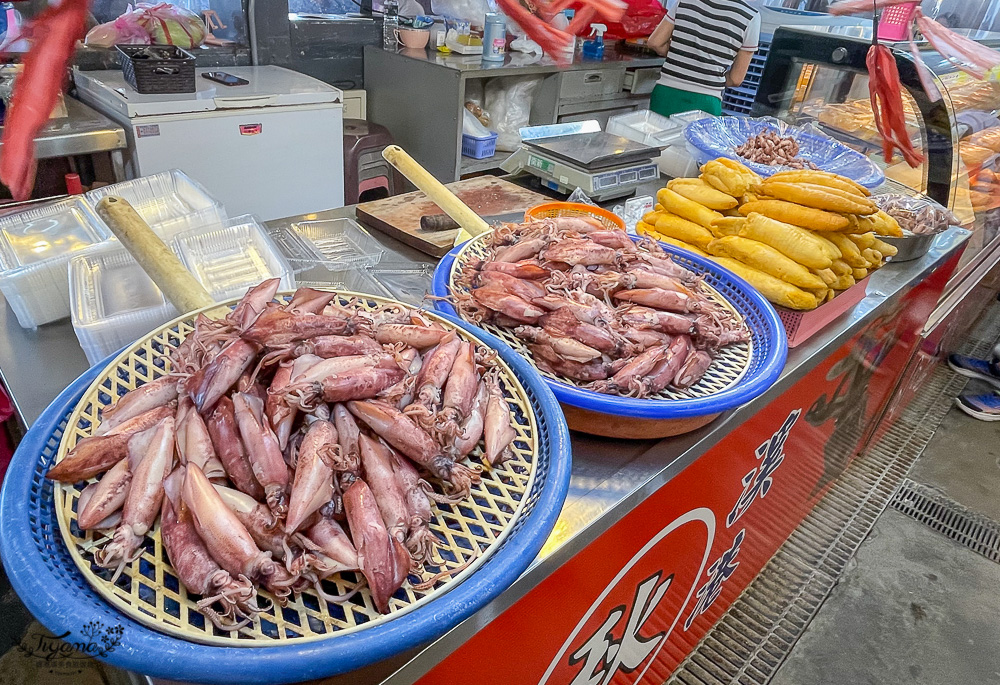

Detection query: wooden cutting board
(355, 176), (547, 257)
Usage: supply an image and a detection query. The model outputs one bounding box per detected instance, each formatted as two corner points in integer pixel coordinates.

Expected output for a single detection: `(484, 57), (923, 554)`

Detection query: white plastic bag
(430, 0), (491, 24)
(463, 108), (492, 138)
(484, 75), (543, 152)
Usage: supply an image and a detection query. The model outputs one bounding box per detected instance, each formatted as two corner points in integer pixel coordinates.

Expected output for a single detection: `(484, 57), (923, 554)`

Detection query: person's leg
(650, 84), (723, 118)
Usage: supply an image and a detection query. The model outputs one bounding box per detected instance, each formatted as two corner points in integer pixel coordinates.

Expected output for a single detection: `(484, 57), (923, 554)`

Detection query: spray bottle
(582, 23), (606, 60)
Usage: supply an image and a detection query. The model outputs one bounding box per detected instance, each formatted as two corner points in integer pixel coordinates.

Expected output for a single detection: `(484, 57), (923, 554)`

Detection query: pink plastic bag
(84, 5), (152, 47)
(136, 3), (206, 49)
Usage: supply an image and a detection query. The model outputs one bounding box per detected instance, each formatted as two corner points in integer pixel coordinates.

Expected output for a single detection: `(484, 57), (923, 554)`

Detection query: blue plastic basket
(461, 132), (498, 159)
(432, 237), (788, 421)
(684, 116), (886, 189)
(0, 311), (571, 684)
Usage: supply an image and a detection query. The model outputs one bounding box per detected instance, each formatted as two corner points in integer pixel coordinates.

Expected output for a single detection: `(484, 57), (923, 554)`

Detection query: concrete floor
(770, 381), (1000, 684)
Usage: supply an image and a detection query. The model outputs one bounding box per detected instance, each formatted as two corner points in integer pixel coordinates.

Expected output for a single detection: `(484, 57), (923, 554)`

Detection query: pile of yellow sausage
(636, 159), (903, 311)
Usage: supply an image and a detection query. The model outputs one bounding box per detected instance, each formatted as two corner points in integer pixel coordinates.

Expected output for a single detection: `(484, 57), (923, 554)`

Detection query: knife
(419, 211), (525, 232)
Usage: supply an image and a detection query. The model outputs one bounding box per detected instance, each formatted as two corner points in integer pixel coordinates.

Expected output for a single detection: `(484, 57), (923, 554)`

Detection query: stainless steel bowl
(880, 231), (936, 262)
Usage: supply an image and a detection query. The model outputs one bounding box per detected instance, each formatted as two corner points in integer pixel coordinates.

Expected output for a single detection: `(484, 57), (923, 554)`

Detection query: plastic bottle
(382, 0), (399, 49)
(582, 23), (606, 59)
(482, 12), (506, 61)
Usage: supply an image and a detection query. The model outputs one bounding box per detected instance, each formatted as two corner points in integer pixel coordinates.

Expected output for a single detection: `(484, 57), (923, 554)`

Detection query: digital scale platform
(501, 121), (660, 201)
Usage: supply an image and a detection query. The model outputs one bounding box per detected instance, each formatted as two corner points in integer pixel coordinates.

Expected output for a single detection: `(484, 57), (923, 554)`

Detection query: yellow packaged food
(759, 181), (876, 215)
(710, 256), (818, 310)
(710, 216), (746, 237)
(738, 200), (849, 232)
(830, 258), (852, 276)
(740, 212), (837, 269)
(826, 232), (867, 268)
(707, 235), (826, 290)
(871, 237), (898, 258)
(847, 232), (876, 250)
(667, 178), (739, 210)
(768, 169), (870, 197)
(657, 187), (723, 229)
(654, 213), (716, 250)
(654, 235), (709, 257)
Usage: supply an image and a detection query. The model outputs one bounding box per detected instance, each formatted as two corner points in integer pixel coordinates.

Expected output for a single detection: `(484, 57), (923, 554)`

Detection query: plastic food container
(175, 216), (295, 303)
(72, 216), (297, 365)
(607, 110), (683, 148)
(289, 218), (384, 270)
(85, 170), (226, 240)
(70, 243), (180, 366)
(295, 264), (393, 297)
(0, 197), (110, 329)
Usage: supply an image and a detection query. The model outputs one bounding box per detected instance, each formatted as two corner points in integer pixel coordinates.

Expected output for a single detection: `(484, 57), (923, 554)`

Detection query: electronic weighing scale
(501, 121), (660, 201)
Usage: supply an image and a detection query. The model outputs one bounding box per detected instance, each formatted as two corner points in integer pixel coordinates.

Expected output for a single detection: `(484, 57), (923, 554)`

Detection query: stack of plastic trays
(0, 197), (110, 328)
(85, 169), (227, 240)
(71, 216), (296, 366)
(70, 243), (181, 365)
(279, 217), (390, 295)
(175, 215), (295, 303)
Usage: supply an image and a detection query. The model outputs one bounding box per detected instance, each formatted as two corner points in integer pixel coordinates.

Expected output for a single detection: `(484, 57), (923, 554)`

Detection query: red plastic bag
(600, 0), (664, 40)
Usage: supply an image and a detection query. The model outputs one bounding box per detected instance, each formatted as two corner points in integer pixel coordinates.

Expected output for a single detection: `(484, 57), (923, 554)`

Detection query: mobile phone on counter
(202, 71), (249, 87)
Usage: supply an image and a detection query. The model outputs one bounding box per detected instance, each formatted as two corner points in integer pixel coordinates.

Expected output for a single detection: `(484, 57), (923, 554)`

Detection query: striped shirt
(657, 0), (760, 99)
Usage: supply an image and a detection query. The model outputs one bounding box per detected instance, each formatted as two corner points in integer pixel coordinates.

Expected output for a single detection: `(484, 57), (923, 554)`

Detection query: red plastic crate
(777, 276), (870, 347)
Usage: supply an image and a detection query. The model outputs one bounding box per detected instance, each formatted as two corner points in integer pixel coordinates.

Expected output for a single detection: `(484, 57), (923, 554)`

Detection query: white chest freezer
(74, 66), (345, 221)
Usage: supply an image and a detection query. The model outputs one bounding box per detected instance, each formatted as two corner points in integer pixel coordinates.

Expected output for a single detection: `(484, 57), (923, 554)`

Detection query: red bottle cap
(65, 173), (83, 195)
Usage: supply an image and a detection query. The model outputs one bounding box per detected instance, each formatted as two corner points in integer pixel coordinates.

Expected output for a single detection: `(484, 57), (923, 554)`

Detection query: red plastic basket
(877, 2), (917, 41)
(778, 276), (870, 347)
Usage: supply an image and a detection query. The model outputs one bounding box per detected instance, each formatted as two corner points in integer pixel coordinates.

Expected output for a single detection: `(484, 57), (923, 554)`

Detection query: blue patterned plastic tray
(684, 116), (886, 188)
(0, 306), (571, 684)
(433, 236), (788, 421)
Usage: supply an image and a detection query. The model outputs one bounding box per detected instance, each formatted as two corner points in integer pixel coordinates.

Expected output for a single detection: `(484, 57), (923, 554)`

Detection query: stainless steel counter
(365, 47), (661, 181)
(0, 194), (969, 684)
(380, 45), (663, 76)
(2, 96), (127, 173)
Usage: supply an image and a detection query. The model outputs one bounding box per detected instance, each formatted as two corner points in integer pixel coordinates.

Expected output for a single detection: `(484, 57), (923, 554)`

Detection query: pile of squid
(49, 279), (519, 630)
(452, 218), (749, 398)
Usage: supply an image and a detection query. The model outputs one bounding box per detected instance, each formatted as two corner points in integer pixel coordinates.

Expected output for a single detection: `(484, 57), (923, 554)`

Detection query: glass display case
(753, 26), (1000, 294)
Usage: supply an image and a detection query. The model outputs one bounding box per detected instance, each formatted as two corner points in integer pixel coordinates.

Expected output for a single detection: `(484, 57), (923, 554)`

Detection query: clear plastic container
(175, 215), (295, 302)
(0, 197), (110, 328)
(72, 216), (297, 365)
(607, 110), (683, 148)
(70, 243), (179, 366)
(670, 110), (715, 126)
(289, 218), (384, 270)
(369, 261), (435, 306)
(295, 264), (393, 298)
(85, 169), (227, 240)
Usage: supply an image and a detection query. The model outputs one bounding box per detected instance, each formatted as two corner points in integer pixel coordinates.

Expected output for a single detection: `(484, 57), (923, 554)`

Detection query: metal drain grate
(891, 479), (1000, 563)
(667, 309), (1000, 685)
